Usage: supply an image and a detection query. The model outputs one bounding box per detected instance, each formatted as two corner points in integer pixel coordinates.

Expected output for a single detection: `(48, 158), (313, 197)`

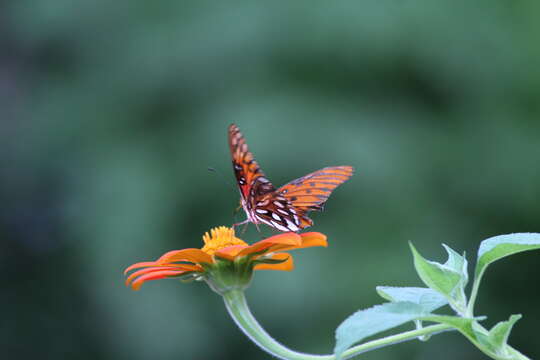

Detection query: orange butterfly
(228, 124), (353, 232)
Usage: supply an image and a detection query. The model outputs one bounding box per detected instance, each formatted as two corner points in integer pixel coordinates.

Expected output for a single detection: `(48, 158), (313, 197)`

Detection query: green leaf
(421, 315), (476, 340)
(410, 243), (468, 315)
(489, 314), (521, 350)
(473, 315), (521, 358)
(376, 286), (448, 313)
(424, 315), (528, 360)
(505, 346), (532, 360)
(441, 244), (469, 313)
(475, 233), (540, 280)
(442, 244), (468, 287)
(334, 301), (431, 359)
(469, 233), (540, 315)
(410, 243), (461, 296)
(470, 318), (529, 360)
(473, 322), (500, 355)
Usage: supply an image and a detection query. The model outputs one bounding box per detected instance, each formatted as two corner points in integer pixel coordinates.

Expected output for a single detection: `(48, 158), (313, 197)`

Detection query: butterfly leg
(232, 203), (243, 223)
(240, 221), (250, 235)
(232, 219), (249, 228)
(235, 203), (243, 213)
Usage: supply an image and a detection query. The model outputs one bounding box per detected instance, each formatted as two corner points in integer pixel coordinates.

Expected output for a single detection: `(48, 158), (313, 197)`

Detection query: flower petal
(214, 245), (248, 260)
(299, 232), (328, 248)
(268, 232), (328, 252)
(157, 248), (213, 264)
(255, 253), (294, 271)
(125, 264), (202, 286)
(125, 266), (178, 286)
(130, 269), (187, 291)
(238, 232), (302, 256)
(124, 261), (159, 274)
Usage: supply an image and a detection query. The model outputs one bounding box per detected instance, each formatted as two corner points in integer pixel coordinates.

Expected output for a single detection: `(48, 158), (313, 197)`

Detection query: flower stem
(222, 290), (454, 360)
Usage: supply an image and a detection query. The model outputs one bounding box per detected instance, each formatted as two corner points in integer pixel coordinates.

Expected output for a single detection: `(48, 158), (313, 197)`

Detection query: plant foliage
(334, 233), (540, 360)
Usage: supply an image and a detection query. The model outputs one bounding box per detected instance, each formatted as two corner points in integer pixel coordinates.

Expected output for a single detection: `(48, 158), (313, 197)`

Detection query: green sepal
(201, 256), (256, 295)
(253, 255), (289, 265)
(176, 272), (199, 283)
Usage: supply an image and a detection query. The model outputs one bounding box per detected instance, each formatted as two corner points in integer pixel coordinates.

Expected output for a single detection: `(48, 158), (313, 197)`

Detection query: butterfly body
(229, 124), (353, 232)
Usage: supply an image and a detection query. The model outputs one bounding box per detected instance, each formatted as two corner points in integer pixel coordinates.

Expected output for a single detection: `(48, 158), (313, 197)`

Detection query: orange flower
(124, 226), (327, 293)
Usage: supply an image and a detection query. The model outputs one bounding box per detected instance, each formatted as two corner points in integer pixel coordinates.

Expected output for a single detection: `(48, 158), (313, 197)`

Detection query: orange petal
(130, 269), (187, 291)
(157, 248), (213, 265)
(214, 245), (248, 260)
(125, 266), (179, 286)
(270, 232), (328, 252)
(125, 264), (203, 286)
(299, 232), (328, 248)
(238, 232), (302, 256)
(124, 261), (159, 274)
(255, 253), (294, 271)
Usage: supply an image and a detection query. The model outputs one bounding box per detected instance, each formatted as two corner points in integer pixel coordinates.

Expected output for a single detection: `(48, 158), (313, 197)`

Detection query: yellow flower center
(201, 226), (247, 256)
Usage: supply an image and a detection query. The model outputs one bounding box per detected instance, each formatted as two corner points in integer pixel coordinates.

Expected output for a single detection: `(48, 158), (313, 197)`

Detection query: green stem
(466, 268), (486, 317)
(223, 290), (454, 360)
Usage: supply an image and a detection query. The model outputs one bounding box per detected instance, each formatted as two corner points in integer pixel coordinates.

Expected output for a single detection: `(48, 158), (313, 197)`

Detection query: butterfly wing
(252, 166), (353, 232)
(229, 124), (353, 232)
(228, 124), (275, 205)
(248, 192), (311, 232)
(277, 166), (354, 212)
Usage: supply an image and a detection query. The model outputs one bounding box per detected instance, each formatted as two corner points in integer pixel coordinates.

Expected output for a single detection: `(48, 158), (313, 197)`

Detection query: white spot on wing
(271, 221), (289, 232)
(256, 209), (267, 214)
(257, 217), (273, 227)
(273, 201), (284, 208)
(272, 213), (281, 221)
(277, 209), (288, 215)
(286, 219), (299, 232)
(293, 215), (300, 225)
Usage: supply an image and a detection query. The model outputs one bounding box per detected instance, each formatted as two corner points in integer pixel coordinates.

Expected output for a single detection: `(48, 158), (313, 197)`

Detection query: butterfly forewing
(228, 124), (275, 204)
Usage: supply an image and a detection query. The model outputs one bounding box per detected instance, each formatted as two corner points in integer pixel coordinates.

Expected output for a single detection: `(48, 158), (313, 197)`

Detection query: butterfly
(228, 124), (353, 232)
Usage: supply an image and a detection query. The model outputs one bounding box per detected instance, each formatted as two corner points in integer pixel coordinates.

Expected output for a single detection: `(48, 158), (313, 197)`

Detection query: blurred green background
(2, 1), (540, 359)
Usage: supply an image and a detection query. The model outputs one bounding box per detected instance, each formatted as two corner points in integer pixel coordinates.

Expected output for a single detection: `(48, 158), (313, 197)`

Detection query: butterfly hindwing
(250, 193), (312, 232)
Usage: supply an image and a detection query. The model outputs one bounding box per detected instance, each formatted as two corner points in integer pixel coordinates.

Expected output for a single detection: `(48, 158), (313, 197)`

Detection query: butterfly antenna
(208, 167), (242, 225)
(207, 167), (236, 191)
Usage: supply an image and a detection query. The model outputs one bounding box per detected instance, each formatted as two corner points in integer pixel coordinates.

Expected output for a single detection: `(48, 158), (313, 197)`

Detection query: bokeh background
(2, 1), (540, 359)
